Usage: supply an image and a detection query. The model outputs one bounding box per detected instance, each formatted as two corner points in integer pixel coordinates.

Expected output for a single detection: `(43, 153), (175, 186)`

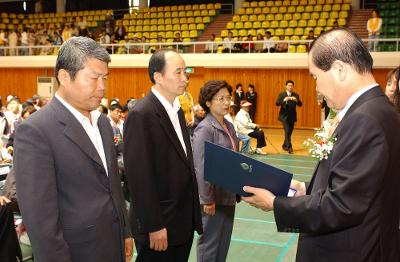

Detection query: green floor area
(19, 154), (317, 262)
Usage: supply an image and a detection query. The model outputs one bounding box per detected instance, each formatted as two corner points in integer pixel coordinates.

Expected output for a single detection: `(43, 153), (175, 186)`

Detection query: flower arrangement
(304, 110), (338, 160)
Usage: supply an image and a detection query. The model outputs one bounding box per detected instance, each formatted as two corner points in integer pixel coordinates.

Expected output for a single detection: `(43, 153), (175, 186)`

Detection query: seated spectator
(236, 100), (267, 154)
(114, 21), (126, 41)
(233, 36), (244, 53)
(173, 32), (183, 52)
(276, 35), (288, 53)
(242, 34), (255, 53)
(204, 33), (217, 53)
(262, 31), (276, 53)
(306, 30), (315, 52)
(6, 104), (37, 149)
(222, 31), (234, 53)
(254, 33), (264, 53)
(189, 104), (206, 136)
(225, 102), (251, 153)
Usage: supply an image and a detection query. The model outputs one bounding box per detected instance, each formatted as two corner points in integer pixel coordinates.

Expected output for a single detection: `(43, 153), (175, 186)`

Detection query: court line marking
(263, 156), (317, 163)
(235, 217), (276, 224)
(272, 164), (315, 170)
(230, 237), (287, 247)
(276, 233), (298, 262)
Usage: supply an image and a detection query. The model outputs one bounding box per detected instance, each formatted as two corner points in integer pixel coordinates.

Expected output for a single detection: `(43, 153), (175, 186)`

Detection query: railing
(0, 38), (399, 56)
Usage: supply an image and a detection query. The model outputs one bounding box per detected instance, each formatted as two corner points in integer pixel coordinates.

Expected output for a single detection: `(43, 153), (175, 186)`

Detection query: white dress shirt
(55, 93), (108, 175)
(152, 87), (187, 156)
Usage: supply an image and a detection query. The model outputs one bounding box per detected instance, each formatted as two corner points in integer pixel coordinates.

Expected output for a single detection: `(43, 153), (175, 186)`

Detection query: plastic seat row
(123, 9), (217, 20)
(127, 23), (205, 33)
(122, 16), (211, 26)
(126, 30), (198, 39)
(223, 25), (334, 38)
(233, 10), (348, 22)
(139, 3), (221, 13)
(228, 18), (345, 29)
(241, 0), (351, 8)
(238, 3), (350, 15)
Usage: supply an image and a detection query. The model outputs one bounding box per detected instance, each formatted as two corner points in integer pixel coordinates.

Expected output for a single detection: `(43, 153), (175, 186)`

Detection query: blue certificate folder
(204, 141), (293, 197)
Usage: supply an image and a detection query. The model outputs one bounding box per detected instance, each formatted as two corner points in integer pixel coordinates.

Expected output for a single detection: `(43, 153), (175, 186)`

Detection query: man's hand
(124, 237), (134, 262)
(203, 202), (216, 216)
(241, 186), (275, 212)
(283, 97), (291, 102)
(291, 96), (297, 102)
(290, 179), (306, 197)
(0, 196), (11, 206)
(149, 228), (168, 251)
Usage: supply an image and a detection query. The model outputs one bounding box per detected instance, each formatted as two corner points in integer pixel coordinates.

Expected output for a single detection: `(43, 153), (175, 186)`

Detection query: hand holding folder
(204, 141), (293, 197)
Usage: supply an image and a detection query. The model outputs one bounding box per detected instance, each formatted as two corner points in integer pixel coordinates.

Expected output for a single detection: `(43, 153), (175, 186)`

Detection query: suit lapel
(149, 92), (190, 167)
(51, 97), (105, 170)
(98, 116), (113, 175)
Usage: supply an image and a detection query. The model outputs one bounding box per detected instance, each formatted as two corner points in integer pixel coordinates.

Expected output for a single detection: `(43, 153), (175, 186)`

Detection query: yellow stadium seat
(291, 0), (299, 5)
(193, 10), (201, 16)
(311, 12), (320, 19)
(288, 45), (296, 53)
(337, 18), (346, 26)
(320, 11), (329, 19)
(258, 14), (266, 21)
(143, 25), (150, 31)
(270, 6), (278, 13)
(203, 16), (211, 23)
(261, 21), (270, 28)
(301, 12), (310, 20)
(339, 11), (348, 18)
(284, 13), (293, 20)
(280, 20), (289, 27)
(275, 1), (283, 6)
(270, 21), (279, 28)
(165, 24), (173, 31)
(182, 31), (190, 38)
(294, 27), (304, 35)
(288, 6), (296, 13)
(128, 26), (135, 32)
(207, 3), (214, 9)
(215, 3), (222, 9)
(187, 17), (195, 23)
(289, 20), (298, 27)
(279, 6), (287, 13)
(238, 8), (245, 15)
(341, 4), (350, 11)
(239, 29), (247, 37)
(227, 21), (235, 29)
(308, 19), (317, 27)
(326, 0), (334, 3)
(235, 21), (244, 29)
(329, 11), (338, 19)
(171, 6), (177, 11)
(257, 28), (265, 35)
(136, 19), (143, 26)
(275, 14), (283, 20)
(262, 7), (270, 14)
(192, 4), (199, 10)
(143, 13), (150, 19)
(254, 7), (262, 14)
(291, 35), (300, 44)
(241, 15), (249, 21)
(136, 25), (143, 32)
(317, 0), (324, 4)
(266, 14), (274, 21)
(317, 19), (326, 27)
(314, 5), (322, 12)
(267, 1), (274, 6)
(172, 17), (179, 24)
(259, 1), (266, 7)
(300, 0), (308, 4)
(298, 19), (307, 27)
(164, 11), (171, 18)
(283, 0), (291, 6)
(181, 24), (188, 30)
(189, 23), (196, 30)
(245, 8), (253, 15)
(266, 28), (274, 35)
(296, 45), (307, 53)
(209, 9), (216, 16)
(195, 17), (202, 23)
(326, 18), (335, 26)
(285, 28), (294, 35)
(332, 4), (340, 11)
(230, 29), (238, 36)
(314, 27), (324, 35)
(201, 10), (209, 16)
(275, 28), (284, 36)
(165, 18), (172, 24)
(253, 21), (261, 28)
(293, 13), (301, 20)
(305, 5), (314, 12)
(171, 11), (178, 17)
(221, 30), (229, 37)
(343, 0), (351, 3)
(242, 2), (250, 8)
(157, 6), (164, 12)
(244, 21), (252, 29)
(195, 22), (203, 30)
(166, 31), (174, 38)
(232, 15), (240, 22)
(158, 25), (165, 31)
(248, 29), (257, 36)
(178, 11), (185, 17)
(150, 13), (157, 19)
(186, 10), (193, 16)
(323, 4), (331, 11)
(180, 17), (187, 24)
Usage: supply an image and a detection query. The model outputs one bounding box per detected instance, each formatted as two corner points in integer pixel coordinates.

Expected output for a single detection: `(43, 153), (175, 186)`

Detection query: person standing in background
(367, 9), (382, 52)
(124, 49), (202, 261)
(233, 83), (245, 114)
(246, 84), (257, 121)
(385, 66), (400, 111)
(276, 80), (302, 154)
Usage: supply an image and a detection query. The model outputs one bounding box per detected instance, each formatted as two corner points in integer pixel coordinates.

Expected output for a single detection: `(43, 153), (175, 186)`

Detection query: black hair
(109, 103), (123, 111)
(148, 49), (177, 84)
(286, 80), (294, 85)
(198, 80), (233, 113)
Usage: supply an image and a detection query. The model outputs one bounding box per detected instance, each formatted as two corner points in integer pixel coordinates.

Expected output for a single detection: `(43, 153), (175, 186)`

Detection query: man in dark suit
(123, 49), (202, 261)
(14, 37), (133, 262)
(276, 80), (302, 154)
(242, 28), (400, 261)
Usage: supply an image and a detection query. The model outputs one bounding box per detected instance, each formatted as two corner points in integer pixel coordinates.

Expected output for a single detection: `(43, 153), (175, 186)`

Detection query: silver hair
(55, 36), (110, 84)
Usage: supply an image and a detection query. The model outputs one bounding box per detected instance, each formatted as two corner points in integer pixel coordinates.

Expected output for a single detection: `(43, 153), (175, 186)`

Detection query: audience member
(233, 83), (245, 113)
(276, 35), (288, 53)
(225, 102), (251, 153)
(193, 80), (239, 262)
(246, 84), (257, 121)
(367, 9), (382, 52)
(178, 91), (195, 127)
(262, 31), (275, 53)
(204, 33), (217, 53)
(386, 66), (400, 111)
(222, 31), (234, 53)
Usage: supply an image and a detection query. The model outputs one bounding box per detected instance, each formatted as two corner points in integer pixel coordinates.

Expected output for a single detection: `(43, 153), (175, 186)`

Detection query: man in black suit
(276, 80), (302, 154)
(242, 28), (400, 261)
(123, 49), (202, 261)
(14, 37), (133, 262)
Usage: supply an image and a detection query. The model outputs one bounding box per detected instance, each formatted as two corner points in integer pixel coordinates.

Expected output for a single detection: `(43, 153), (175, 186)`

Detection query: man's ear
(154, 72), (162, 85)
(331, 60), (347, 82)
(57, 69), (71, 87)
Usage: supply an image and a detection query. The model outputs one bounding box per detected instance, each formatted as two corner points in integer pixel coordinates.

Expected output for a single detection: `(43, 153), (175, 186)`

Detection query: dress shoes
(288, 148), (293, 154)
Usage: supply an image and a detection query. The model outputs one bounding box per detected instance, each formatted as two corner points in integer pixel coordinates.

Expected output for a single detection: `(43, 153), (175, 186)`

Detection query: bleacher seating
(222, 0), (352, 52)
(377, 0), (400, 51)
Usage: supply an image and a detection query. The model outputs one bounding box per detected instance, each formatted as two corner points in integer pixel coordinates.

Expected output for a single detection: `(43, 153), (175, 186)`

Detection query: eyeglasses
(213, 96), (232, 103)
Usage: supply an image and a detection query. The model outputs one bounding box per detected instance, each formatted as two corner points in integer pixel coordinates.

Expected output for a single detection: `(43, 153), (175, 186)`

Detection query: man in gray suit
(14, 37), (133, 262)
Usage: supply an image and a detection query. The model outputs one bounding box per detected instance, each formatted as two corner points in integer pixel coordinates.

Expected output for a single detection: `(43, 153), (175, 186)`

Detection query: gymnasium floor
(20, 128), (318, 262)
